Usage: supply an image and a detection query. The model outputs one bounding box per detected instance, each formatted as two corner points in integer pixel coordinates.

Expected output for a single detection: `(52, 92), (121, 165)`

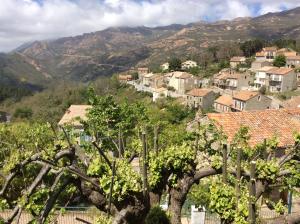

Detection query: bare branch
(127, 153), (137, 164)
(6, 165), (51, 224)
(61, 127), (73, 147)
(39, 175), (72, 223)
(194, 167), (219, 182)
(92, 141), (112, 169)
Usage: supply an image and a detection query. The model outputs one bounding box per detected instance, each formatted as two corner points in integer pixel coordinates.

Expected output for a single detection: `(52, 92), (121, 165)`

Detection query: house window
(240, 102), (245, 110)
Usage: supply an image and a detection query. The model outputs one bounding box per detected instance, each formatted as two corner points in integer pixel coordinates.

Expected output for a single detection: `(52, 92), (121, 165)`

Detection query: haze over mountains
(2, 6), (300, 90)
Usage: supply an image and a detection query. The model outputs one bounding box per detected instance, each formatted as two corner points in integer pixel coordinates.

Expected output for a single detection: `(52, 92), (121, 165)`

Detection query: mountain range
(3, 6), (300, 90)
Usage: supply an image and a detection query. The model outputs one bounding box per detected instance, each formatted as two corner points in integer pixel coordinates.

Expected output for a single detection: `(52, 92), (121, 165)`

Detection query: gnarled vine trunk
(169, 188), (187, 224)
(168, 175), (194, 224)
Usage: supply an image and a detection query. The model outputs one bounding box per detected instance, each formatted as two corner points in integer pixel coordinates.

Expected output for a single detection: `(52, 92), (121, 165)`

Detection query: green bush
(14, 107), (33, 119)
(145, 206), (170, 224)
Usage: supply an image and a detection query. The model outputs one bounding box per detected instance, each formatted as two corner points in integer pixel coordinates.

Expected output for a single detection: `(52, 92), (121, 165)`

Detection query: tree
(240, 39), (265, 57)
(208, 46), (219, 62)
(2, 91), (300, 224)
(0, 90), (202, 224)
(273, 55), (286, 67)
(168, 58), (182, 71)
(259, 85), (266, 95)
(189, 127), (300, 224)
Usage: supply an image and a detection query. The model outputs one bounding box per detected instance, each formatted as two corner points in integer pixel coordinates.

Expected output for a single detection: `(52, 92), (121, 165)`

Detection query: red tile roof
(59, 105), (92, 126)
(256, 51), (265, 57)
(287, 56), (300, 61)
(230, 56), (246, 62)
(174, 72), (193, 79)
(233, 91), (259, 101)
(207, 109), (300, 147)
(187, 88), (213, 97)
(215, 71), (240, 80)
(282, 96), (300, 109)
(215, 95), (233, 107)
(263, 46), (277, 51)
(269, 67), (294, 75)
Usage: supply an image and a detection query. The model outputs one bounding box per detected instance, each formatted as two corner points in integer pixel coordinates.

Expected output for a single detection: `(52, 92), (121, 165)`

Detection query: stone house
(251, 60), (271, 71)
(186, 88), (215, 110)
(153, 87), (168, 102)
(148, 74), (164, 89)
(255, 46), (278, 62)
(254, 66), (277, 90)
(168, 72), (195, 94)
(231, 91), (272, 112)
(142, 73), (164, 88)
(137, 67), (149, 79)
(230, 56), (246, 68)
(214, 95), (233, 113)
(267, 67), (297, 92)
(59, 105), (93, 143)
(213, 71), (253, 90)
(118, 74), (133, 83)
(161, 62), (169, 71)
(182, 60), (198, 70)
(286, 56), (300, 68)
(254, 66), (297, 92)
(277, 48), (297, 57)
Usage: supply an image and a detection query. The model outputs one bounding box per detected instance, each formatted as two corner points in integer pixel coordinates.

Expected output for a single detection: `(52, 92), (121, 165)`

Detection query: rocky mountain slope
(4, 6), (300, 84)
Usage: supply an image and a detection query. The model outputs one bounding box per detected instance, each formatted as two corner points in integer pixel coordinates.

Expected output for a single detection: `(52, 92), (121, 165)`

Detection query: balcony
(270, 75), (282, 82)
(254, 78), (265, 85)
(269, 80), (282, 87)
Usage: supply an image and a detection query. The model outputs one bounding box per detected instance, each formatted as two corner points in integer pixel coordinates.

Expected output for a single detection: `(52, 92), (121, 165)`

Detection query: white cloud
(1, 0), (300, 52)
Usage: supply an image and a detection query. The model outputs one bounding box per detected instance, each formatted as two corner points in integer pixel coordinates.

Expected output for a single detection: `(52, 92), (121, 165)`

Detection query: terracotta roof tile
(215, 95), (233, 107)
(263, 46), (277, 51)
(207, 109), (300, 147)
(230, 56), (246, 62)
(233, 91), (259, 101)
(287, 56), (300, 60)
(257, 66), (277, 72)
(256, 51), (265, 57)
(58, 105), (92, 126)
(174, 72), (193, 79)
(215, 71), (241, 80)
(282, 96), (300, 109)
(187, 88), (213, 97)
(153, 87), (167, 93)
(269, 67), (294, 75)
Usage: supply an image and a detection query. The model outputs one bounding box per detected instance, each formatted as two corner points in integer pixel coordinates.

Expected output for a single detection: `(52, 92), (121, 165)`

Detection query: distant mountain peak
(5, 6), (300, 83)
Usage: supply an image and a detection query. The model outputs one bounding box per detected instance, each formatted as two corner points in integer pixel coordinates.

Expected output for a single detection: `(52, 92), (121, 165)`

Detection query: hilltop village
(118, 46), (300, 113)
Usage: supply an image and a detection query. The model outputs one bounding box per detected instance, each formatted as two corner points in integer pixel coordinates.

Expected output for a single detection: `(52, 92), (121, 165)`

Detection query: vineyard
(0, 89), (299, 224)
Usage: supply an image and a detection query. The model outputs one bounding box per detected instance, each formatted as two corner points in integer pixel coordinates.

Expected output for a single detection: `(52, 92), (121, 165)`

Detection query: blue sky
(1, 0), (300, 52)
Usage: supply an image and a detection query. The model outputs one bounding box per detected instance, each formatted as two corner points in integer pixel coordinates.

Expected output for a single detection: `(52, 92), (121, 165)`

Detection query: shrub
(14, 107), (33, 119)
(273, 55), (286, 67)
(259, 86), (266, 95)
(145, 206), (170, 224)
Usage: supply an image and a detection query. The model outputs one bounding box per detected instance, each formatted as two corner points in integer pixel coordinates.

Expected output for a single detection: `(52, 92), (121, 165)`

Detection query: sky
(1, 0), (300, 52)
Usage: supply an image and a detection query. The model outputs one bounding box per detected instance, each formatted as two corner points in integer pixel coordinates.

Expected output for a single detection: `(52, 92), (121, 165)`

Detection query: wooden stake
(142, 131), (148, 199)
(248, 161), (256, 224)
(154, 126), (159, 155)
(236, 147), (241, 208)
(108, 160), (116, 217)
(118, 127), (123, 157)
(222, 144), (228, 184)
(263, 139), (268, 159)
